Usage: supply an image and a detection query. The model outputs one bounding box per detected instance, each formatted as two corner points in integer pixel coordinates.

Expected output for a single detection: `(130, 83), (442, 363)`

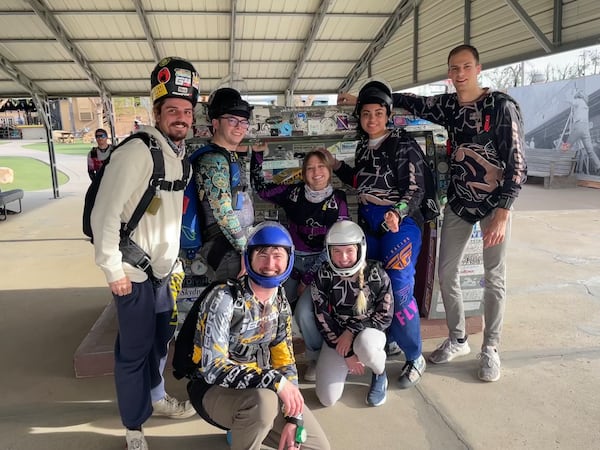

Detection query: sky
(521, 44), (600, 72)
(407, 44), (600, 95)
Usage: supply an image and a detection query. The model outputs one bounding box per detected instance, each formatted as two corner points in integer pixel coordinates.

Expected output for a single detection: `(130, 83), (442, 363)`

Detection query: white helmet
(325, 221), (367, 277)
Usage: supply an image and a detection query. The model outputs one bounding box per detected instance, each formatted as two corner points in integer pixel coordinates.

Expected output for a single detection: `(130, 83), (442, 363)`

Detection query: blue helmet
(244, 221), (295, 288)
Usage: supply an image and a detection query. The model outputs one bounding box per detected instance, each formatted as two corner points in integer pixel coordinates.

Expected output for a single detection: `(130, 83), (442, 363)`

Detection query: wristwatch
(284, 414), (307, 444)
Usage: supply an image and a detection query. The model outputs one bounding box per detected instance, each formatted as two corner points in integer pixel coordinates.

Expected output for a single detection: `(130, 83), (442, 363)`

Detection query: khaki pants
(200, 385), (330, 450)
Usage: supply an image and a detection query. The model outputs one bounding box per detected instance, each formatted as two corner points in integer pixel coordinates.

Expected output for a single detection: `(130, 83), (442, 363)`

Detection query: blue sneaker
(366, 371), (388, 407)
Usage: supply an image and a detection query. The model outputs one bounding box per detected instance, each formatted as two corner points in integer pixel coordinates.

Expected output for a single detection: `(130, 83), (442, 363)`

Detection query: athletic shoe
(477, 346), (501, 382)
(126, 429), (148, 450)
(397, 355), (426, 389)
(366, 371), (388, 407)
(152, 393), (196, 419)
(428, 337), (471, 364)
(304, 360), (317, 382)
(385, 341), (403, 357)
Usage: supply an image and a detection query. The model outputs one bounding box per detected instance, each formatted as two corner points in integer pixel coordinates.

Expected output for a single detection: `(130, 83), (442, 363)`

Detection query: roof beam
(229, 0), (237, 77)
(24, 0), (111, 95)
(552, 0), (563, 46)
(287, 0), (333, 94)
(10, 59), (359, 65)
(464, 0), (471, 43)
(0, 9), (392, 18)
(132, 0), (161, 62)
(0, 53), (47, 97)
(338, 0), (421, 93)
(0, 37), (374, 44)
(504, 0), (554, 53)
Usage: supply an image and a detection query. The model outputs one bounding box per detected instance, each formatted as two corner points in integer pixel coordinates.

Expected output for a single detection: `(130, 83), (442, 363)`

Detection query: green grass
(0, 156), (69, 191)
(22, 141), (91, 156)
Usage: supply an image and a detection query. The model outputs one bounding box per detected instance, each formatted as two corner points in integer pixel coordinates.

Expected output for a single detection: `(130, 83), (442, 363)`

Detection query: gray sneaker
(304, 360), (317, 382)
(477, 346), (501, 382)
(152, 393), (196, 419)
(428, 337), (471, 364)
(126, 429), (148, 450)
(397, 355), (426, 389)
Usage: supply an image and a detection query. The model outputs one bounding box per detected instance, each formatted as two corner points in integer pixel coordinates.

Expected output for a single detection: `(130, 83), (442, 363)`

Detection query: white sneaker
(126, 429), (148, 450)
(152, 393), (196, 419)
(304, 360), (317, 382)
(428, 337), (471, 364)
(477, 346), (501, 382)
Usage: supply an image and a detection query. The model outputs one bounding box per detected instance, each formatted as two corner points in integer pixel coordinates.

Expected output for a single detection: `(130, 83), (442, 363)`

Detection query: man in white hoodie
(90, 56), (200, 450)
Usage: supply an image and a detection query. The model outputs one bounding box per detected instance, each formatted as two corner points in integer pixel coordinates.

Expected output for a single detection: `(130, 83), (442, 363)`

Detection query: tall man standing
(339, 44), (527, 382)
(90, 56), (200, 449)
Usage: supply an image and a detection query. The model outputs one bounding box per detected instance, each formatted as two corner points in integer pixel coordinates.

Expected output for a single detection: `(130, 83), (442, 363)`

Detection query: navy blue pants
(360, 205), (423, 361)
(113, 278), (176, 429)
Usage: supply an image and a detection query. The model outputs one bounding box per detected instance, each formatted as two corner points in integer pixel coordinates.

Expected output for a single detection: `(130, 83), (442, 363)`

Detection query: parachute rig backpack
(82, 132), (190, 243)
(180, 143), (242, 257)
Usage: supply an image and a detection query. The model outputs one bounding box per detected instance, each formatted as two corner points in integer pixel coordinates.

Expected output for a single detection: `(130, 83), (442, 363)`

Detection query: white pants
(315, 328), (386, 407)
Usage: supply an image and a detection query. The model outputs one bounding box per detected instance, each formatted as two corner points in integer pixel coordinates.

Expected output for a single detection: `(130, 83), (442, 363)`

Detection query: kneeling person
(187, 221), (330, 450)
(312, 221), (394, 407)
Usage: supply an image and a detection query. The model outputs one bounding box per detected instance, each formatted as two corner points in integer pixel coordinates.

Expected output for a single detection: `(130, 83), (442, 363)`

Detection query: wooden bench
(0, 188), (24, 220)
(526, 147), (578, 188)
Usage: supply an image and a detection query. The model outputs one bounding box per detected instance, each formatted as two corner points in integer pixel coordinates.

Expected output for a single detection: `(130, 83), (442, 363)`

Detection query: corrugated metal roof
(0, 0), (598, 98)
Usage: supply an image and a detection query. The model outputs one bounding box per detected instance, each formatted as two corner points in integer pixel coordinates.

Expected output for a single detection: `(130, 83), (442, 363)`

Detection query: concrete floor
(1, 140), (599, 449)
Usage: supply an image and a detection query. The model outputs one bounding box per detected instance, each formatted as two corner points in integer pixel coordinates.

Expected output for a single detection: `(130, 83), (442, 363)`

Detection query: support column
(32, 94), (60, 199)
(101, 93), (117, 144)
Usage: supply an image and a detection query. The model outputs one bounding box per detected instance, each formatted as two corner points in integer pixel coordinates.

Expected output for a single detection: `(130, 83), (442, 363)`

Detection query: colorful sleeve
(194, 152), (246, 251)
(196, 286), (284, 391)
(250, 150), (292, 205)
(495, 99), (527, 208)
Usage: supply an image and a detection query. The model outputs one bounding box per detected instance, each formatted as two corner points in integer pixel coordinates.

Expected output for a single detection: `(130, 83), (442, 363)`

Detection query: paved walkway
(0, 139), (599, 449)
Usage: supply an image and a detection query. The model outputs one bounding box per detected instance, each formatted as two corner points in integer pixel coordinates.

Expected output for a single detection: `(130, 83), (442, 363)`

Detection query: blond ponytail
(354, 263), (368, 315)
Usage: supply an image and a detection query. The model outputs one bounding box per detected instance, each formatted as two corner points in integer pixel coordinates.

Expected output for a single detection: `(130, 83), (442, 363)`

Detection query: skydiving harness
(174, 278), (288, 430)
(444, 91), (520, 223)
(82, 132), (190, 277)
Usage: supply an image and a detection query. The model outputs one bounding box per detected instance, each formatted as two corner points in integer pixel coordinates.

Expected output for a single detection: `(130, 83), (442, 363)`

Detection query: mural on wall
(509, 74), (600, 180)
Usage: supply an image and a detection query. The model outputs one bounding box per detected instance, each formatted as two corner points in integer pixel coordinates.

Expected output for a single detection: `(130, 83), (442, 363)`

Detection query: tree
(483, 47), (600, 89)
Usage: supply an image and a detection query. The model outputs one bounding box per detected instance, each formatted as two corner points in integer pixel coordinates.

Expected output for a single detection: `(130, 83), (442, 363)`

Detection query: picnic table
(57, 131), (74, 143)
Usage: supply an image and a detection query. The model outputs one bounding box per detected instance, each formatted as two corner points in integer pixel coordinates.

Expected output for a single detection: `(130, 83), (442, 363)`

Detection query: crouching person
(312, 221), (394, 407)
(187, 221), (330, 450)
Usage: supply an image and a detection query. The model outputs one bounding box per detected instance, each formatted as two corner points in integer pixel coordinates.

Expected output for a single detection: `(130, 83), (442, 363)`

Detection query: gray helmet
(325, 221), (367, 277)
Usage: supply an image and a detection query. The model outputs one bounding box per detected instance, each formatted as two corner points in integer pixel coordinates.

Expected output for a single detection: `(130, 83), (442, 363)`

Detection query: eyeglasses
(220, 116), (250, 129)
(95, 134), (107, 139)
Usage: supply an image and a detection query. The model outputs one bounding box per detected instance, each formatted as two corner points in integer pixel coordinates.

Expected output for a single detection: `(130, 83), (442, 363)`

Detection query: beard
(164, 122), (190, 143)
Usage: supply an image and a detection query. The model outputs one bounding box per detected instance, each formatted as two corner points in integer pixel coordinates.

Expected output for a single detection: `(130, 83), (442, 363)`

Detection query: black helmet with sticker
(150, 56), (200, 107)
(354, 78), (393, 117)
(207, 87), (254, 120)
